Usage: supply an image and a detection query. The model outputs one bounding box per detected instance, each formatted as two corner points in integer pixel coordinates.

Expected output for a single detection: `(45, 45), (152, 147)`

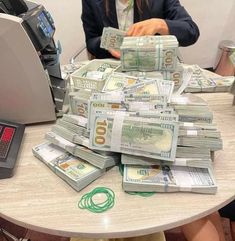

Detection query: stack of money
(122, 164), (217, 194)
(212, 76), (234, 92)
(45, 131), (119, 169)
(100, 27), (126, 50)
(32, 142), (105, 192)
(185, 65), (234, 93)
(185, 65), (216, 92)
(69, 89), (93, 117)
(120, 35), (179, 71)
(89, 114), (179, 162)
(62, 114), (88, 128)
(51, 124), (89, 147)
(178, 124), (222, 151)
(121, 154), (212, 168)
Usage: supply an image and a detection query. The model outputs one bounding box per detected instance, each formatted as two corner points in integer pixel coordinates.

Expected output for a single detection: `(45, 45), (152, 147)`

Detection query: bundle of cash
(89, 114), (179, 161)
(212, 76), (235, 92)
(120, 35), (179, 71)
(51, 125), (89, 147)
(121, 154), (212, 168)
(184, 65), (234, 93)
(62, 114), (88, 128)
(122, 164), (217, 194)
(32, 142), (105, 192)
(174, 105), (213, 123)
(100, 27), (126, 50)
(177, 136), (223, 151)
(184, 65), (216, 93)
(176, 146), (211, 159)
(69, 89), (93, 118)
(57, 119), (89, 138)
(45, 132), (119, 169)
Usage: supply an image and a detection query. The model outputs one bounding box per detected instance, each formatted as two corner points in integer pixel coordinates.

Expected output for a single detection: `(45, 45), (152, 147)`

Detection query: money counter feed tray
(0, 120), (25, 179)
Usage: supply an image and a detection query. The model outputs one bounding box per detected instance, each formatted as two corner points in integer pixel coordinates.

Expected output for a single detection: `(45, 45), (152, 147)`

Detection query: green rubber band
(78, 187), (115, 213)
(125, 191), (156, 197)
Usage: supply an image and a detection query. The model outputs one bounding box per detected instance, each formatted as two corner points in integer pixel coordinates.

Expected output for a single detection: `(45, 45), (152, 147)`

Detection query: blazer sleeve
(81, 0), (112, 58)
(163, 0), (200, 46)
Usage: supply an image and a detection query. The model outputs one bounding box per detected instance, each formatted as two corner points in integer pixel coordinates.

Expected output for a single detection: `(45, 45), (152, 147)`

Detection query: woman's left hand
(127, 18), (169, 36)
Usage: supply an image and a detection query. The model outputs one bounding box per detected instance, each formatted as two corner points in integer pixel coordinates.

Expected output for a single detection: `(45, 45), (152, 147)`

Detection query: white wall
(34, 0), (235, 68)
(180, 0), (235, 68)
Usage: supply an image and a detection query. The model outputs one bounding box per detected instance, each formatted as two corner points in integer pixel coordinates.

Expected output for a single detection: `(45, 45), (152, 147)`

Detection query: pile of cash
(33, 37), (225, 193)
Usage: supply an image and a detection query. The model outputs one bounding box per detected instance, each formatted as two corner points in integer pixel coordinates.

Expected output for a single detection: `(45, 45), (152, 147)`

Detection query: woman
(81, 0), (200, 59)
(219, 200), (235, 240)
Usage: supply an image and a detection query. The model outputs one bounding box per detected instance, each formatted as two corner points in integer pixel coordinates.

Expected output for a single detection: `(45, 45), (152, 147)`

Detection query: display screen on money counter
(38, 11), (54, 36)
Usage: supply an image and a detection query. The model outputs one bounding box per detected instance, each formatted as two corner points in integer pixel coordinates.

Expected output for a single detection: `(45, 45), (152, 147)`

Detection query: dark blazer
(81, 0), (200, 58)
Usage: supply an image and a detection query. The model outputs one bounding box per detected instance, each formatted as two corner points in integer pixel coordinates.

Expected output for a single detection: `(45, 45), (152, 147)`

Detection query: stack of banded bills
(45, 131), (119, 169)
(121, 154), (212, 168)
(62, 114), (88, 128)
(51, 124), (89, 147)
(69, 89), (93, 118)
(211, 76), (234, 92)
(185, 65), (234, 93)
(32, 142), (105, 192)
(100, 27), (126, 50)
(122, 164), (217, 194)
(89, 114), (179, 162)
(120, 35), (178, 71)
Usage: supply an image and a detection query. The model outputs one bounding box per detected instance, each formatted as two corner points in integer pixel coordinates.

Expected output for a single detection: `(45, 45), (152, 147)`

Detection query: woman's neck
(119, 0), (129, 4)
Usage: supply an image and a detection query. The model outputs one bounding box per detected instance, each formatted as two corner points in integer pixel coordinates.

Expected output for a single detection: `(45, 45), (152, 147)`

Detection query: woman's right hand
(108, 49), (121, 59)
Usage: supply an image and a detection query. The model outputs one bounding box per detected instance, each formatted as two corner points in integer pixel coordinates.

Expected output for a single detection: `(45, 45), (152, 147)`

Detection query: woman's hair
(104, 0), (149, 15)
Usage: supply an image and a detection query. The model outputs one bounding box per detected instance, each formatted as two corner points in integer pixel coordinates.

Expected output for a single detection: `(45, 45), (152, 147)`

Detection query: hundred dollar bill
(123, 79), (160, 95)
(100, 27), (126, 50)
(90, 114), (179, 161)
(102, 72), (139, 92)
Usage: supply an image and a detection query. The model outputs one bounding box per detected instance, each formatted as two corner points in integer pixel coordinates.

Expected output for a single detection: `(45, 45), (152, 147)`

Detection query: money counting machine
(0, 0), (66, 124)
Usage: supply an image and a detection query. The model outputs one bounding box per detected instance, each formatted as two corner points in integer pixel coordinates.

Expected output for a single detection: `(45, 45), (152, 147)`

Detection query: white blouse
(115, 0), (134, 31)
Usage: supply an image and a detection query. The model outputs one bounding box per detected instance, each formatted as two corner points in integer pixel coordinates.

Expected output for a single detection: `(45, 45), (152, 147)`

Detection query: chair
(70, 44), (95, 64)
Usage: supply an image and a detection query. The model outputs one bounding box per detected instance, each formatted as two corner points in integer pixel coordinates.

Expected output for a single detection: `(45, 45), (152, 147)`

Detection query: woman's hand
(108, 49), (121, 59)
(127, 18), (169, 36)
